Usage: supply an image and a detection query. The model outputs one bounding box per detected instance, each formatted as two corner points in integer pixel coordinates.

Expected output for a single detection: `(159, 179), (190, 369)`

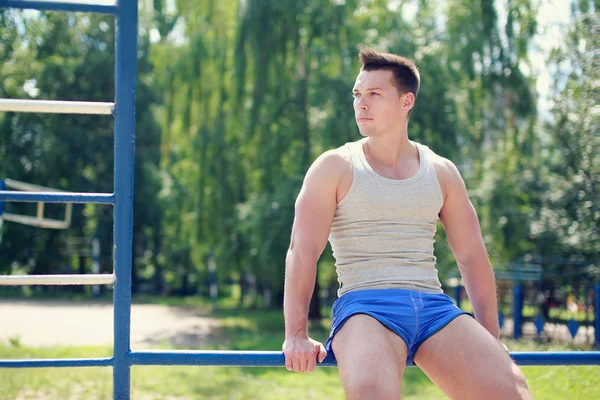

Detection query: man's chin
(358, 129), (378, 137)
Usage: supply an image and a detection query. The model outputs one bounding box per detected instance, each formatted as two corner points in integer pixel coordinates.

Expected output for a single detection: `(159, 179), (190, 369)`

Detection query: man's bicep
(289, 162), (339, 262)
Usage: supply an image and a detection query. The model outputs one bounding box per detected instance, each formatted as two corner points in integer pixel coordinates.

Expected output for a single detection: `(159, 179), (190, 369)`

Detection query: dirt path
(0, 300), (595, 348)
(0, 300), (219, 348)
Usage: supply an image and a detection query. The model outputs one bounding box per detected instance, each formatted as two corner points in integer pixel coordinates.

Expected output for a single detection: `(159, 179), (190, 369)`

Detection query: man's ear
(403, 92), (415, 111)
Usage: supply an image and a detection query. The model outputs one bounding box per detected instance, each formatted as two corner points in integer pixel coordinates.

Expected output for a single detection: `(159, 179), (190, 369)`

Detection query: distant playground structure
(0, 1), (599, 400)
(450, 259), (599, 346)
(0, 179), (72, 231)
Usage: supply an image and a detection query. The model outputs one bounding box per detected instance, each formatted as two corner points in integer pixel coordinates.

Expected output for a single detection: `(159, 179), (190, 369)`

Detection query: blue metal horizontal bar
(2, 351), (597, 370)
(0, 191), (115, 204)
(510, 352), (600, 366)
(0, 357), (113, 368)
(130, 350), (600, 367)
(0, 0), (118, 14)
(130, 350), (305, 367)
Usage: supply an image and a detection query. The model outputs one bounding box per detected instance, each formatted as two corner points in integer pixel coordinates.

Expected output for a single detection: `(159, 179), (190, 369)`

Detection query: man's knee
(510, 364), (532, 400)
(490, 363), (531, 400)
(468, 361), (531, 400)
(343, 377), (399, 400)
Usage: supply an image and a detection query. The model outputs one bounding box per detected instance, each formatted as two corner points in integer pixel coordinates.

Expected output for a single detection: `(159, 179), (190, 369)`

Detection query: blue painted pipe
(0, 0), (118, 14)
(508, 351), (600, 366)
(130, 350), (317, 367)
(112, 0), (139, 398)
(2, 351), (599, 370)
(514, 284), (523, 340)
(0, 358), (113, 368)
(129, 350), (600, 367)
(0, 191), (115, 204)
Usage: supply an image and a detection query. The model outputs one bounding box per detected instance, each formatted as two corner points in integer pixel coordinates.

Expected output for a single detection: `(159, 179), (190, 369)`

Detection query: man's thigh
(414, 315), (531, 400)
(331, 314), (408, 399)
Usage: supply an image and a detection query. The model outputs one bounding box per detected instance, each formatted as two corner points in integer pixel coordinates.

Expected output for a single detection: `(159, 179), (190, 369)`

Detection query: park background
(0, 0), (598, 398)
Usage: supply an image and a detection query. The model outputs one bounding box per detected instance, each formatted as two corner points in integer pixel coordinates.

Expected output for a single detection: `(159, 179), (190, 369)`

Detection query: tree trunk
(153, 262), (165, 296)
(181, 260), (190, 296)
(239, 271), (247, 307)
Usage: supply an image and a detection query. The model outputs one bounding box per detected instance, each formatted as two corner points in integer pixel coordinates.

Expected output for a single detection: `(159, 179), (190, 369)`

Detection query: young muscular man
(282, 48), (531, 400)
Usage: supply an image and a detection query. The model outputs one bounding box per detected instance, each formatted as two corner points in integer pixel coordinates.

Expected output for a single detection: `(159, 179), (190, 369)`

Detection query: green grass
(0, 344), (445, 400)
(0, 303), (598, 399)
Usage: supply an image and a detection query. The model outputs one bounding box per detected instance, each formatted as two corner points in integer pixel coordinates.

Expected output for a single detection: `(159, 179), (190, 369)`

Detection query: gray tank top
(329, 138), (444, 296)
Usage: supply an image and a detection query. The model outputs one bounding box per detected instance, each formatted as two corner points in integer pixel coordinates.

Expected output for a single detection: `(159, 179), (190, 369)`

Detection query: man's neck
(364, 132), (416, 167)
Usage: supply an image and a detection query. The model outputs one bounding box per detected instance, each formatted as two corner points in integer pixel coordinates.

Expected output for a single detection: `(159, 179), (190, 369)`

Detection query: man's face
(352, 69), (410, 137)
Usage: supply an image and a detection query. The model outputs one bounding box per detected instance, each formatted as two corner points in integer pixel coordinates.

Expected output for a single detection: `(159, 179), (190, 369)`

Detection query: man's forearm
(459, 259), (500, 337)
(283, 248), (317, 338)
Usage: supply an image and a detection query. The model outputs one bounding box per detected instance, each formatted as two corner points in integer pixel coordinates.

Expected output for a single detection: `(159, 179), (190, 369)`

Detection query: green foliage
(536, 9), (599, 261)
(1, 1), (597, 306)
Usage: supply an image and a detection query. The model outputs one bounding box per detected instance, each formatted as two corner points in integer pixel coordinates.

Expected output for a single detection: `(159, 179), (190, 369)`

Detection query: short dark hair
(359, 48), (420, 99)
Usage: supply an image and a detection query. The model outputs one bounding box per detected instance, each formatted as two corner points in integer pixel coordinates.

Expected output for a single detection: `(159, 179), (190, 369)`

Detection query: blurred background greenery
(0, 0), (597, 317)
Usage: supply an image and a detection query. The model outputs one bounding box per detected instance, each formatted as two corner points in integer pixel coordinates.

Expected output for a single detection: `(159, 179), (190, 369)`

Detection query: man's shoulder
(299, 144), (354, 195)
(417, 143), (463, 190)
(415, 143), (454, 171)
(310, 143), (354, 175)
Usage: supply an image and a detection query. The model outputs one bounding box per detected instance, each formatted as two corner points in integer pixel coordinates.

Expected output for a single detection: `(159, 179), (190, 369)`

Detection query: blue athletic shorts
(324, 288), (472, 365)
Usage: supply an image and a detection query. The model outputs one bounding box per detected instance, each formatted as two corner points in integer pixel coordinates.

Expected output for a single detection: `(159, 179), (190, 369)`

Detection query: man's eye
(353, 93), (360, 98)
(371, 92), (379, 96)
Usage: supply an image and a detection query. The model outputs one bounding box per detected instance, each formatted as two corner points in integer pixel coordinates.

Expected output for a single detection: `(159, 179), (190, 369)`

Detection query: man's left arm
(437, 159), (500, 338)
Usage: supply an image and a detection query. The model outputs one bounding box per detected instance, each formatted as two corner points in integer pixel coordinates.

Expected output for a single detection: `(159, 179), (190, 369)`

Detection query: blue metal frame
(0, 191), (114, 204)
(0, 0), (118, 14)
(513, 284), (523, 340)
(0, 2), (599, 400)
(0, 358), (114, 368)
(129, 350), (600, 367)
(1, 350), (599, 370)
(112, 0), (138, 397)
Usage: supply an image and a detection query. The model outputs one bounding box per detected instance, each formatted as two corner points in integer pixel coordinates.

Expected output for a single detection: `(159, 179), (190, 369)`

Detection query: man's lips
(357, 117), (373, 122)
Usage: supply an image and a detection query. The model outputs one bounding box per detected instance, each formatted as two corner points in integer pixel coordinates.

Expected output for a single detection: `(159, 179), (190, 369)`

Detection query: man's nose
(355, 97), (368, 110)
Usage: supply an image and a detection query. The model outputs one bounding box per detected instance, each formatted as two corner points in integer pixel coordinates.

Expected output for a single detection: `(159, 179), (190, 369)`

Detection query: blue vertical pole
(454, 285), (462, 309)
(514, 284), (523, 340)
(595, 285), (600, 350)
(113, 1), (138, 399)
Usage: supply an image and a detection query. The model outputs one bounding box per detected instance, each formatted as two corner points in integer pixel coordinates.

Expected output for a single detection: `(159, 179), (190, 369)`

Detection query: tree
(533, 4), (598, 265)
